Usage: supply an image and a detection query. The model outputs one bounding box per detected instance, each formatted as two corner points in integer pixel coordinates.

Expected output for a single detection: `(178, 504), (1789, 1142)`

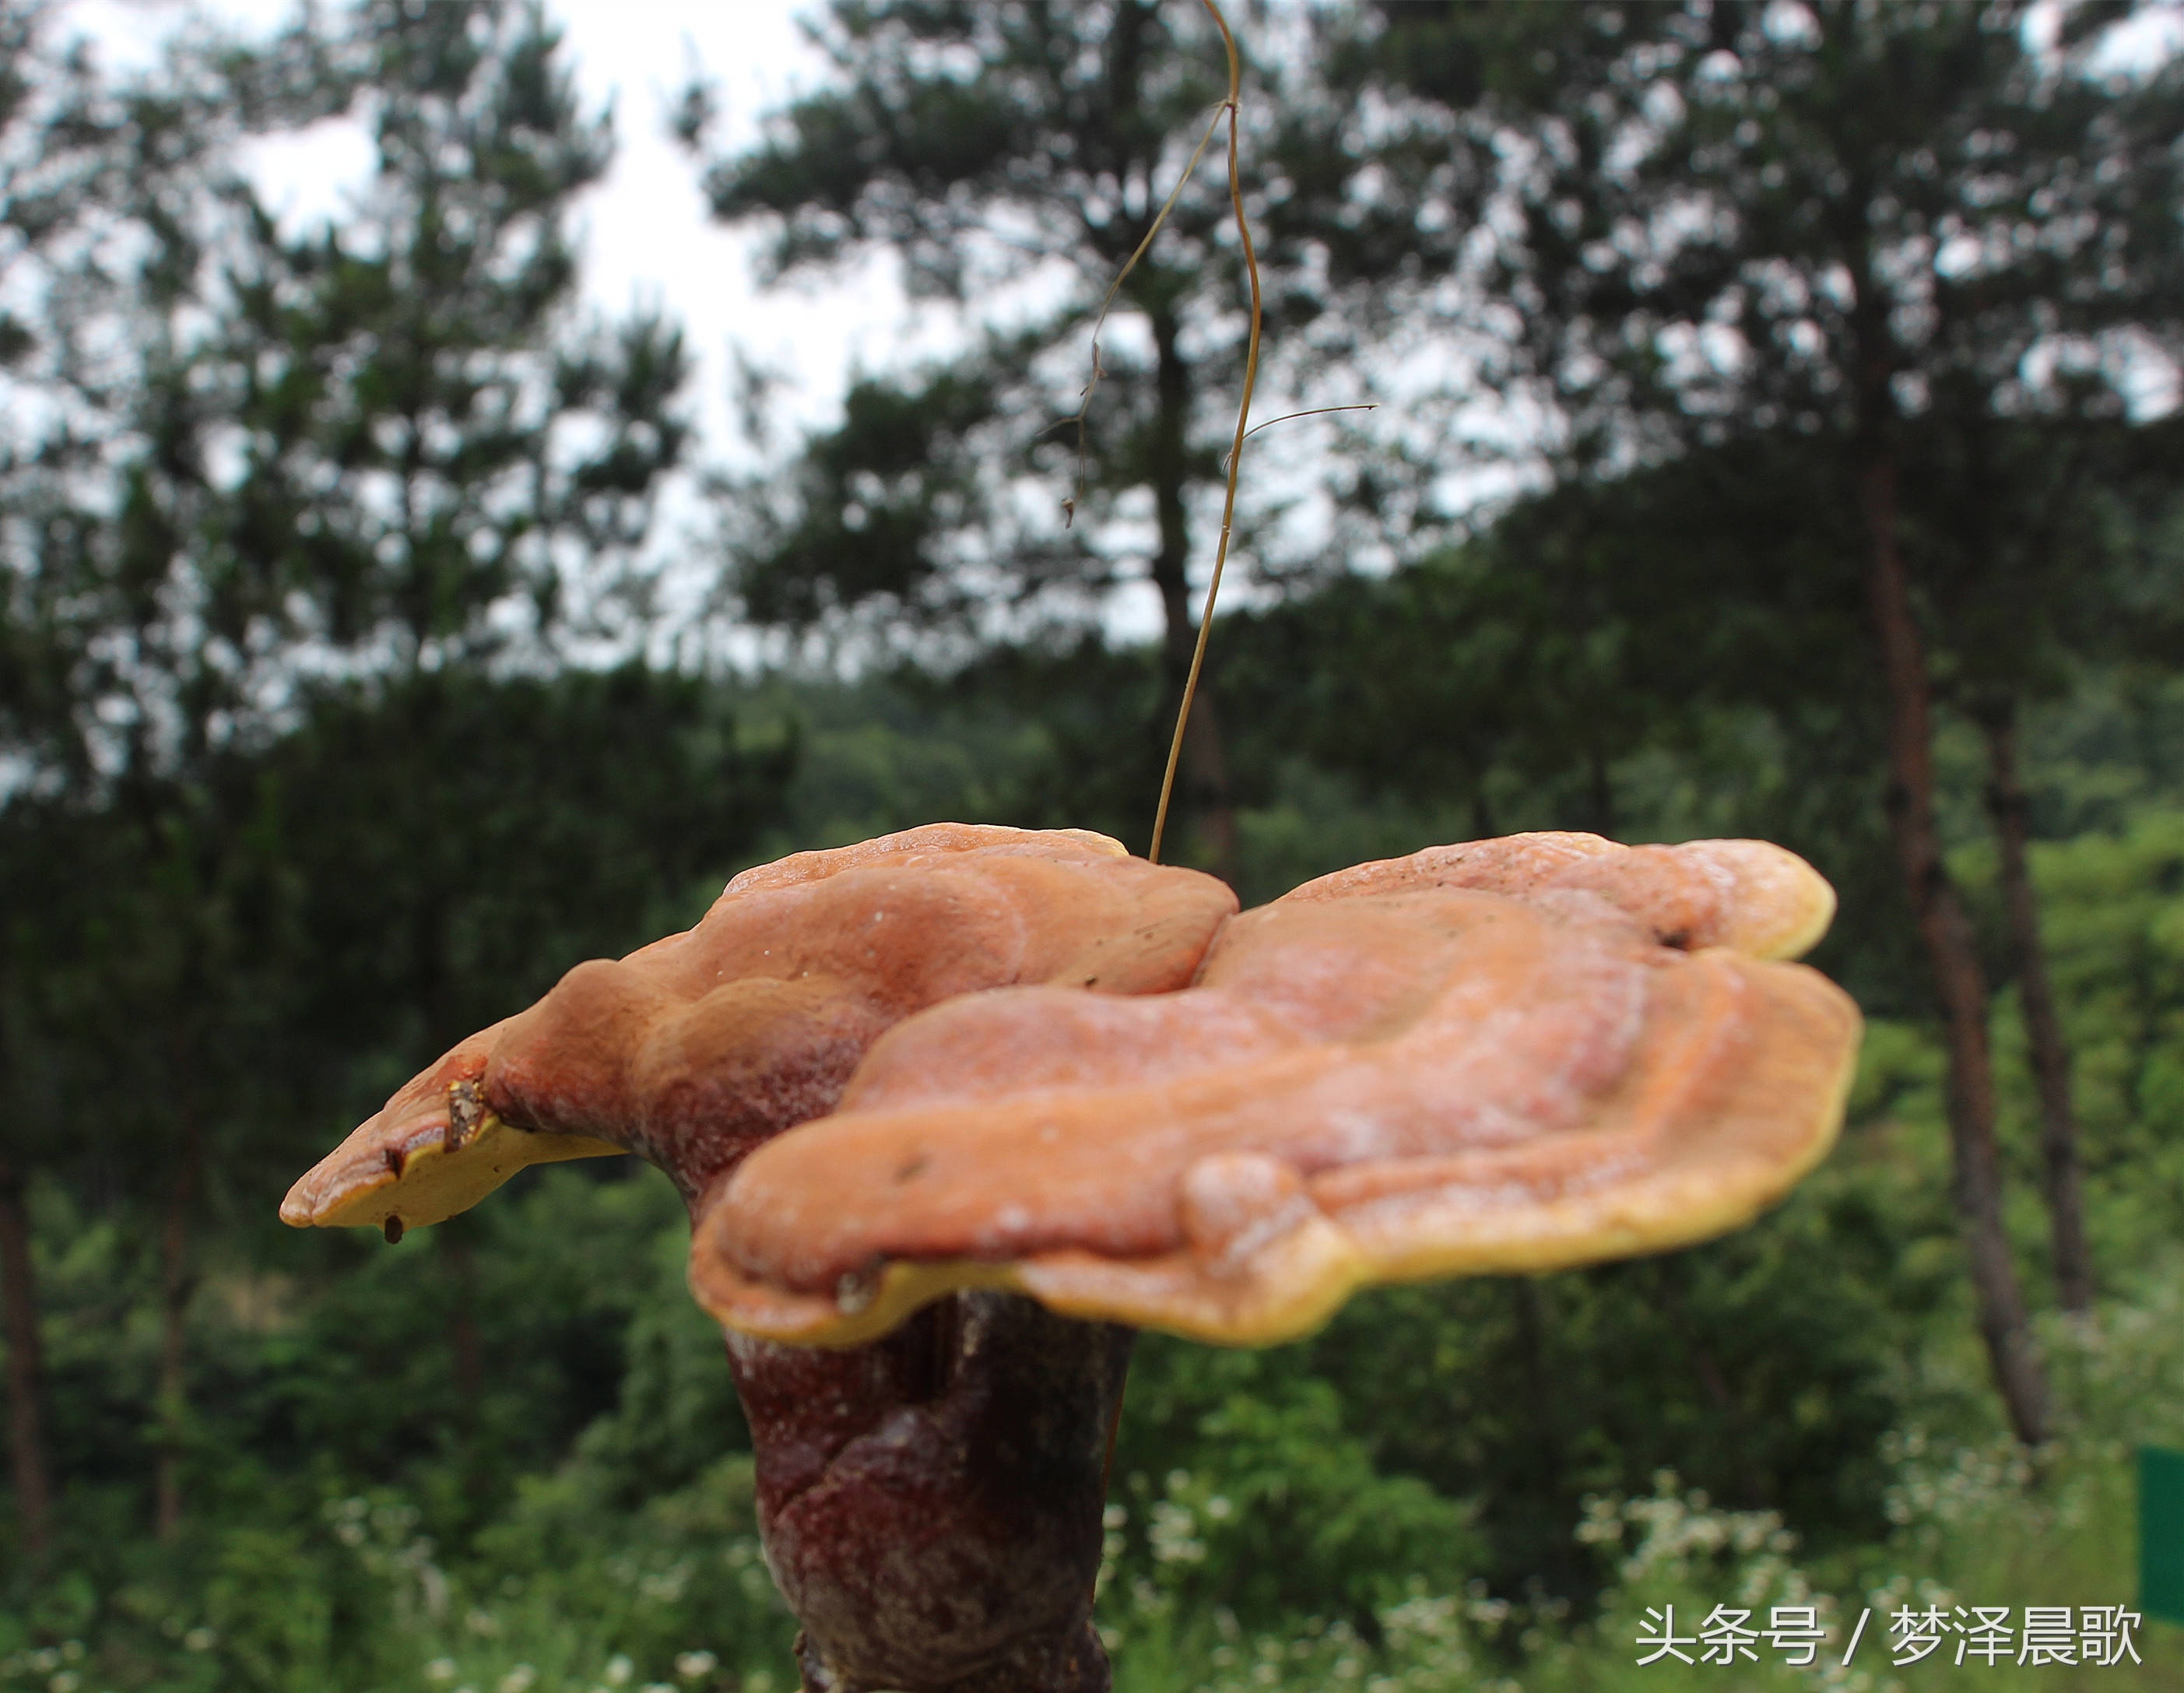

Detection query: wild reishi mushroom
(284, 825), (1859, 1693)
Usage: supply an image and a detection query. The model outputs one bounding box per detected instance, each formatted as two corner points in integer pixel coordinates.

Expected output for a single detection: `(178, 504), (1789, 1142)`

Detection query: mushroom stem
(728, 1292), (1133, 1693)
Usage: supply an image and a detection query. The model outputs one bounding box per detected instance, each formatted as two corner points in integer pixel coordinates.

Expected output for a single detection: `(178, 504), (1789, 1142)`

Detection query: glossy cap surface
(693, 834), (1860, 1347)
(280, 824), (1238, 1235)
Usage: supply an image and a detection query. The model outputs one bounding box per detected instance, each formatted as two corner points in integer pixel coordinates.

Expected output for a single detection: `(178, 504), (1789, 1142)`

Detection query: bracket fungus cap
(281, 824), (1238, 1236)
(691, 834), (1860, 1348)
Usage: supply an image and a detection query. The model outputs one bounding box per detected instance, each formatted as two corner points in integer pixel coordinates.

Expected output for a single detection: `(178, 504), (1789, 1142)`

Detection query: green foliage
(727, 370), (999, 634)
(19, 1161), (2178, 1693)
(690, 0), (1255, 623)
(1094, 1272), (2184, 1691)
(1105, 1364), (1483, 1630)
(262, 665), (794, 1078)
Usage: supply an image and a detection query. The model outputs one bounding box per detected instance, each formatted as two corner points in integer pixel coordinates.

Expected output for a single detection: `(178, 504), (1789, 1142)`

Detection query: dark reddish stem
(729, 1294), (1133, 1693)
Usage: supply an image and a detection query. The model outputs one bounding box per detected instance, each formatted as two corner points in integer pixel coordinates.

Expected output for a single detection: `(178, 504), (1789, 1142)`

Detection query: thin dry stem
(1234, 402), (1378, 458)
(1148, 0), (1261, 867)
(1056, 105), (1227, 527)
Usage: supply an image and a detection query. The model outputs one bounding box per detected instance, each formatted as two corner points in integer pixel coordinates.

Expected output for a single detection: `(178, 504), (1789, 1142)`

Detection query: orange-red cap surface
(692, 834), (1859, 1346)
(280, 824), (1237, 1236)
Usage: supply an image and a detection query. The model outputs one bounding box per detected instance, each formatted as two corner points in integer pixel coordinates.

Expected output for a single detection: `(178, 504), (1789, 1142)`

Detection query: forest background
(2, 2), (2184, 1690)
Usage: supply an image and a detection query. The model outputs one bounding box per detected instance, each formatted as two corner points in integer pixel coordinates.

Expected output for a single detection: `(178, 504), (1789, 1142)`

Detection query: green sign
(2146, 1446), (2184, 1626)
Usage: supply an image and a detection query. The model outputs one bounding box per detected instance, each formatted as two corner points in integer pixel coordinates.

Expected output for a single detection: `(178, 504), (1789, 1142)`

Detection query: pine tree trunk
(0, 975), (54, 1561)
(155, 1116), (201, 1541)
(1978, 703), (2094, 1312)
(1146, 301), (1238, 883)
(1861, 453), (2051, 1447)
(0, 1154), (54, 1562)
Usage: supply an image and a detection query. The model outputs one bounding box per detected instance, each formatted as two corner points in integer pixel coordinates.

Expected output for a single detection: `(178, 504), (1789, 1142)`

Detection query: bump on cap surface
(281, 824), (1237, 1234)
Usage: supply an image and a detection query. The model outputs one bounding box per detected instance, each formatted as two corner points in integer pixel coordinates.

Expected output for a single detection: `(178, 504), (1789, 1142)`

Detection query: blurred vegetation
(4, 1), (2184, 1691)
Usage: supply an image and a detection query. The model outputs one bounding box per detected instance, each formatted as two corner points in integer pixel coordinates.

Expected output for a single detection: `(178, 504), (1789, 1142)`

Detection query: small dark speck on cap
(384, 1216), (406, 1245)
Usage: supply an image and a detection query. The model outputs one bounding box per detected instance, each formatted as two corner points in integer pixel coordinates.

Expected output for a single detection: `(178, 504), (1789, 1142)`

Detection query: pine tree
(1, 0), (746, 1540)
(686, 1), (1335, 880)
(1321, 0), (2184, 1441)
